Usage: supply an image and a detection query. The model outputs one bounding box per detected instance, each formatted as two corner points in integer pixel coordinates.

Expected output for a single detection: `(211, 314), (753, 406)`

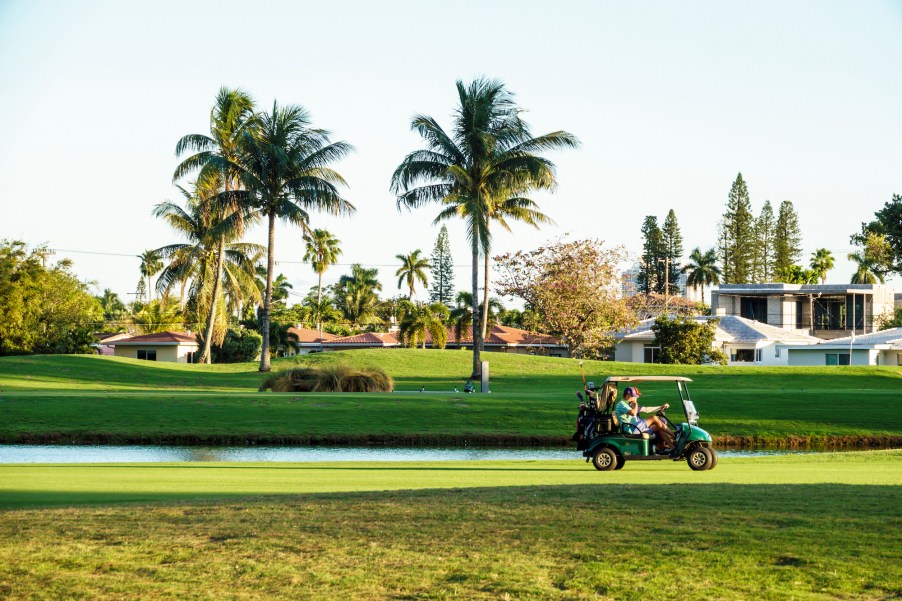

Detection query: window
(644, 345), (661, 364)
(826, 353), (850, 366)
(137, 349), (157, 361)
(734, 349), (756, 362)
(775, 347), (781, 358)
(740, 297), (768, 323)
(756, 348), (762, 362)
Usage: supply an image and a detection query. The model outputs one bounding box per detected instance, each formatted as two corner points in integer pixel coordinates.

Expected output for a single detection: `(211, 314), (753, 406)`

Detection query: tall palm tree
(271, 273), (293, 308)
(848, 251), (885, 284)
(137, 250), (163, 302)
(236, 101), (355, 371)
(809, 248), (835, 284)
(395, 249), (430, 300)
(153, 178), (263, 358)
(391, 78), (578, 378)
(399, 302), (449, 349)
(303, 228), (342, 329)
(173, 87), (257, 363)
(684, 247), (722, 302)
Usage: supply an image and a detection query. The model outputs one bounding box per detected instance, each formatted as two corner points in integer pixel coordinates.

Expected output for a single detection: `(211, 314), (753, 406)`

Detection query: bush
(212, 329), (263, 363)
(259, 363), (393, 392)
(651, 315), (719, 365)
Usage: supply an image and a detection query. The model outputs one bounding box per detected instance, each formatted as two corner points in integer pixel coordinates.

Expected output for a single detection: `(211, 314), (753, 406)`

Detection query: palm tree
(137, 250), (163, 302)
(684, 247), (722, 302)
(334, 264), (381, 328)
(134, 296), (184, 334)
(391, 77), (578, 378)
(809, 248), (835, 284)
(395, 249), (430, 300)
(173, 87), (257, 363)
(399, 302), (450, 349)
(449, 291), (504, 343)
(271, 273), (293, 308)
(153, 178), (263, 358)
(303, 228), (342, 329)
(236, 101), (355, 371)
(848, 251), (885, 284)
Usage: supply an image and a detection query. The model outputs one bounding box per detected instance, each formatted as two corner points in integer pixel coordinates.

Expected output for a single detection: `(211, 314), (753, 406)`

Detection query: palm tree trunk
(470, 234), (482, 379)
(316, 272), (323, 333)
(199, 238), (226, 364)
(259, 212), (276, 372)
(481, 221), (491, 340)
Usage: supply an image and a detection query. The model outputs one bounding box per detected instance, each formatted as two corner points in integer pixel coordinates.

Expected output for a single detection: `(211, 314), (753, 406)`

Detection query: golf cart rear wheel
(592, 448), (618, 471)
(614, 454), (625, 470)
(687, 447), (713, 471)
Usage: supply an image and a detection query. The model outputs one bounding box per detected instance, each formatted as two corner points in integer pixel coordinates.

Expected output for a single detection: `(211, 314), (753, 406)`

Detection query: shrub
(259, 363), (393, 392)
(212, 329), (263, 363)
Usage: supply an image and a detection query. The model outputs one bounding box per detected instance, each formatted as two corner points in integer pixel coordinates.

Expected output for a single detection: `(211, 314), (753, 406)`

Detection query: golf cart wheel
(687, 447), (713, 471)
(614, 454), (625, 470)
(592, 448), (618, 471)
(706, 448), (718, 470)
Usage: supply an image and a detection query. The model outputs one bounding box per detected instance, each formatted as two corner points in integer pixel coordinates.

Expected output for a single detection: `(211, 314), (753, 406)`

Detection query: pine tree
(428, 225), (455, 304)
(773, 200), (802, 278)
(638, 216), (665, 294)
(718, 173), (755, 283)
(661, 209), (684, 294)
(753, 200), (776, 283)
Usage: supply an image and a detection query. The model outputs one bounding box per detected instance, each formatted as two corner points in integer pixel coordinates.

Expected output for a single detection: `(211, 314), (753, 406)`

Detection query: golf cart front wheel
(687, 447), (713, 471)
(592, 448), (618, 471)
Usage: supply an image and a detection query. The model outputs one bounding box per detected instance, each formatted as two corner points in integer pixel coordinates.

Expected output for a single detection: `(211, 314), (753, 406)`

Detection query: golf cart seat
(611, 412), (650, 440)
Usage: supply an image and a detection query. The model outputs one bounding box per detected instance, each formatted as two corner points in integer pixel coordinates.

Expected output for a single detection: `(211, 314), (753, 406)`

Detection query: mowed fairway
(1, 452), (901, 599)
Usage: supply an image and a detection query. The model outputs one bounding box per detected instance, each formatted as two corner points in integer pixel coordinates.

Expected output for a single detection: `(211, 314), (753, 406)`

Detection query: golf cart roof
(602, 376), (693, 383)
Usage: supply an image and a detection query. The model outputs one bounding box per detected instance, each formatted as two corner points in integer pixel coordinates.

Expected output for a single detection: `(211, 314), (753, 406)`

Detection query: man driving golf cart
(615, 386), (675, 452)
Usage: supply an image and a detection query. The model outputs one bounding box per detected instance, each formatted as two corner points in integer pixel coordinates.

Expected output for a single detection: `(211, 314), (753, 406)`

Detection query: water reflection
(0, 445), (815, 464)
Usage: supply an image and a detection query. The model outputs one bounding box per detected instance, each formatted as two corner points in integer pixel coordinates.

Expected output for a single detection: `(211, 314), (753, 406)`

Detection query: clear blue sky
(1, 0), (900, 303)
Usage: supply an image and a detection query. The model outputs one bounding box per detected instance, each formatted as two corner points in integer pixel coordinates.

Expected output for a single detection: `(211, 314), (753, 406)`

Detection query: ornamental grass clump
(259, 364), (393, 392)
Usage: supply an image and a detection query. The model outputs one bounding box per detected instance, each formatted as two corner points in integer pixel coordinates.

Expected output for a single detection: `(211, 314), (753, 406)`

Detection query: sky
(0, 0), (900, 307)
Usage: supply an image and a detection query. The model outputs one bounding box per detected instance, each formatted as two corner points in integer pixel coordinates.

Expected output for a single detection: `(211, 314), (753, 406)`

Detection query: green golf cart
(574, 376), (717, 471)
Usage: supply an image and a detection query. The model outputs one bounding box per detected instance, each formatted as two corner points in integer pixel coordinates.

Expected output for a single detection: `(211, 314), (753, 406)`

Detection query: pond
(0, 445), (814, 464)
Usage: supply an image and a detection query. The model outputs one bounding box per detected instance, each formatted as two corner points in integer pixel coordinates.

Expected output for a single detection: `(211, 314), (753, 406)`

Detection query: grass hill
(0, 351), (900, 445)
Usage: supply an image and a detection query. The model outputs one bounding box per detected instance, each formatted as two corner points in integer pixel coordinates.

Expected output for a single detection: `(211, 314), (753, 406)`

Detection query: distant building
(613, 315), (821, 365)
(783, 327), (902, 366)
(710, 283), (896, 340)
(104, 331), (198, 363)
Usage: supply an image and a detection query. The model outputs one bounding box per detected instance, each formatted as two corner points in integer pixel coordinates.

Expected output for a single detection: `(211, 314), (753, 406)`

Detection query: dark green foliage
(0, 241), (103, 355)
(212, 328), (263, 363)
(661, 209), (684, 294)
(651, 315), (720, 365)
(718, 173), (756, 284)
(259, 363), (393, 392)
(334, 264), (382, 327)
(753, 200), (776, 283)
(638, 216), (665, 294)
(684, 247), (721, 300)
(775, 265), (818, 284)
(773, 200), (803, 279)
(429, 225), (454, 305)
(852, 194), (902, 275)
(876, 306), (902, 330)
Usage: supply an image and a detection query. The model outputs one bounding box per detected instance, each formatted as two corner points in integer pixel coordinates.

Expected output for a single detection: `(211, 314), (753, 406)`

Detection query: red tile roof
(328, 332), (401, 345)
(288, 326), (339, 344)
(108, 332), (198, 345)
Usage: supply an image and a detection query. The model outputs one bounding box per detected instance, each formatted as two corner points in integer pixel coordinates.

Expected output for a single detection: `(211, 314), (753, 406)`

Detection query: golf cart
(573, 376), (717, 471)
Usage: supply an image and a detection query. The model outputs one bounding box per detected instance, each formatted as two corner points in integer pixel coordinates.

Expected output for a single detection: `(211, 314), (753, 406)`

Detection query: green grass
(1, 351), (901, 444)
(1, 452), (900, 599)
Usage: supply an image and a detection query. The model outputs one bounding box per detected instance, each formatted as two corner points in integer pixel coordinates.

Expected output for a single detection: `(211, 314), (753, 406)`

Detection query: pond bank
(3, 432), (901, 449)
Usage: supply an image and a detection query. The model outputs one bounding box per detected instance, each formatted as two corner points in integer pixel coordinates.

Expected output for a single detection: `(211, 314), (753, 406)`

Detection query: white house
(784, 328), (902, 366)
(613, 315), (821, 365)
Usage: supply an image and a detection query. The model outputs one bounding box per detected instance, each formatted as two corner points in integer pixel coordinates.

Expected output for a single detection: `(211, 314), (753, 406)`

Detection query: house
(710, 283), (897, 340)
(613, 315), (821, 365)
(285, 326), (339, 356)
(287, 324), (570, 357)
(784, 327), (902, 366)
(104, 331), (199, 363)
(93, 332), (133, 356)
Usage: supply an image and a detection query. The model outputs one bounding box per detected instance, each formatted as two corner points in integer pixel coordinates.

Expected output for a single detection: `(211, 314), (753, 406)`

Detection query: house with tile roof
(783, 327), (902, 366)
(285, 326), (339, 355)
(286, 324), (569, 357)
(613, 315), (821, 365)
(104, 331), (199, 363)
